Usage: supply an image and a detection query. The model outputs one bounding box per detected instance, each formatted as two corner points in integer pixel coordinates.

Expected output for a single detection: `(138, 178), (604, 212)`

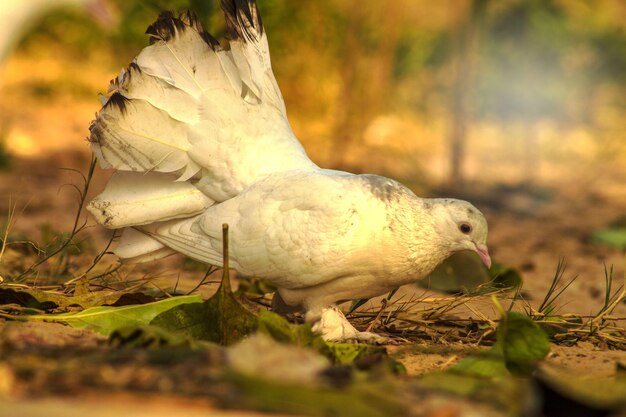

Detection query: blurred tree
(328, 1), (405, 168)
(478, 0), (569, 184)
(448, 0), (488, 187)
(473, 0), (626, 184)
(8, 0), (625, 183)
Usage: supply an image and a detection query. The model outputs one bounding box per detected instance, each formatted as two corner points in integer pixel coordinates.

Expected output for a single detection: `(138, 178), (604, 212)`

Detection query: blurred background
(0, 0), (624, 312)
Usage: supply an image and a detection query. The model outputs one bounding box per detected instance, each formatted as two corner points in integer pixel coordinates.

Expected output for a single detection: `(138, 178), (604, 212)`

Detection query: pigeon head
(429, 199), (491, 268)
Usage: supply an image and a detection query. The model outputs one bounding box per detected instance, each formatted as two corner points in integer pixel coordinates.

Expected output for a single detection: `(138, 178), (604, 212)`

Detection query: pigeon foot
(311, 306), (387, 344)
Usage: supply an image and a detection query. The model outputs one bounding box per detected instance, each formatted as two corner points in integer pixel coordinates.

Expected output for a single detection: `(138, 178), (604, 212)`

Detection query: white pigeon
(87, 0), (491, 343)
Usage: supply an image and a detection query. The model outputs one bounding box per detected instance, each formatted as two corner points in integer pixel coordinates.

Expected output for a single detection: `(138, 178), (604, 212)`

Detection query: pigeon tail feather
(221, 0), (264, 41)
(89, 5), (314, 207)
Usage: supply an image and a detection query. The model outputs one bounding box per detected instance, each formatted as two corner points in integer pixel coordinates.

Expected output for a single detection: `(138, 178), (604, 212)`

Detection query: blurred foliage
(594, 228), (626, 249)
(0, 137), (10, 170)
(476, 0), (626, 125)
(20, 1), (623, 107)
(420, 251), (522, 294)
(421, 250), (492, 293)
(593, 215), (626, 249)
(10, 0), (626, 178)
(0, 117), (10, 170)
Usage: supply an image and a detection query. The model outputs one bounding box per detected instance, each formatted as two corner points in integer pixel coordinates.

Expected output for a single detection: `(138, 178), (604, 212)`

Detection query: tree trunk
(448, 0), (487, 188)
(329, 2), (403, 169)
(523, 122), (539, 185)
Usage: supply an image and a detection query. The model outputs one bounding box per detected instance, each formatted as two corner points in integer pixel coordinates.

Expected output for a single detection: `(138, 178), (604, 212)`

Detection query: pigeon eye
(459, 223), (472, 234)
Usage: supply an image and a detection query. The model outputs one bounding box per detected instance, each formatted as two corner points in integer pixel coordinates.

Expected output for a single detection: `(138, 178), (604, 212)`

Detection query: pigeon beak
(474, 243), (492, 269)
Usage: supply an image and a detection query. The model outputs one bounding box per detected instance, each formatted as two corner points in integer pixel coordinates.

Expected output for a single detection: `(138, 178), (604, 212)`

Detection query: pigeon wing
(143, 171), (391, 289)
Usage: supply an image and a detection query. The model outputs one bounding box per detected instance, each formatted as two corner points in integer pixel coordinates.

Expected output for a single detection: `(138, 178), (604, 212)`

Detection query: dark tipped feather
(121, 62), (141, 89)
(145, 11), (185, 43)
(87, 120), (98, 143)
(128, 62), (141, 72)
(88, 122), (105, 145)
(104, 92), (129, 114)
(221, 0), (264, 41)
(178, 10), (222, 49)
(145, 11), (221, 50)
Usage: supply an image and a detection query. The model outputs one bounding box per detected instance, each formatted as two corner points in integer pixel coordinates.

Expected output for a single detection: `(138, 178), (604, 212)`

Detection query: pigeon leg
(309, 306), (387, 344)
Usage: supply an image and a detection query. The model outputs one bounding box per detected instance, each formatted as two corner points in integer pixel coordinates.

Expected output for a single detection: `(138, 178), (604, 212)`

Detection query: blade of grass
(536, 259), (578, 315)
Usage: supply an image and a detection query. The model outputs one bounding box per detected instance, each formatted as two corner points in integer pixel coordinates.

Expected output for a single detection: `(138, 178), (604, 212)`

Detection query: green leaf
(0, 285), (149, 309)
(419, 371), (524, 411)
(326, 342), (403, 372)
(421, 372), (497, 397)
(423, 311), (550, 403)
(151, 224), (257, 345)
(420, 250), (492, 293)
(451, 346), (508, 378)
(537, 366), (626, 411)
(497, 312), (550, 375)
(257, 310), (325, 349)
(226, 374), (407, 417)
(326, 343), (380, 365)
(23, 294), (203, 335)
(151, 275), (257, 346)
(150, 288), (257, 345)
(347, 298), (369, 315)
(420, 343), (526, 412)
(235, 277), (276, 296)
(489, 262), (523, 290)
(593, 228), (626, 249)
(256, 311), (403, 372)
(109, 324), (200, 349)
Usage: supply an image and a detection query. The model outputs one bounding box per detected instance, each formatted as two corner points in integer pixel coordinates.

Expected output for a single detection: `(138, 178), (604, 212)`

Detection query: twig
(365, 298), (387, 332)
(221, 223), (231, 293)
(64, 230), (117, 286)
(16, 156), (97, 280)
(187, 265), (218, 294)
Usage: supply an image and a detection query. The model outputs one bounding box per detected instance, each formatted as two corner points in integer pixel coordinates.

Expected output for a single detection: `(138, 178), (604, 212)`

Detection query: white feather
(87, 171), (213, 228)
(114, 227), (176, 262)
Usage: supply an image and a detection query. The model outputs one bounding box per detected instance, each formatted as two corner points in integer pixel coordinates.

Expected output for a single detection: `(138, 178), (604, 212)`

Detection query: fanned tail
(89, 11), (240, 180)
(220, 0), (285, 112)
(88, 1), (317, 264)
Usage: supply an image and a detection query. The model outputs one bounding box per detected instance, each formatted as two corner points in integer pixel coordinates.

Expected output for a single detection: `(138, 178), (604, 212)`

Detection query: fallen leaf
(0, 320), (104, 349)
(0, 285), (145, 309)
(489, 262), (523, 290)
(536, 365), (626, 414)
(497, 312), (550, 375)
(109, 324), (200, 349)
(151, 224), (257, 345)
(449, 348), (508, 378)
(150, 284), (257, 345)
(224, 373), (407, 417)
(22, 294), (203, 335)
(0, 287), (57, 310)
(151, 228), (257, 345)
(420, 251), (492, 293)
(257, 309), (326, 350)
